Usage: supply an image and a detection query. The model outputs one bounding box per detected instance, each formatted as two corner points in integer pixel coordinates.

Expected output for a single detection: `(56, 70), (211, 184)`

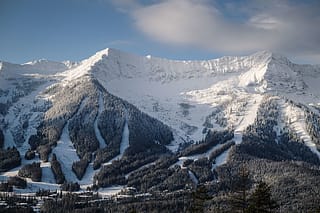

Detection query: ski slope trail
(94, 92), (107, 149)
(233, 93), (263, 144)
(210, 93), (263, 169)
(52, 122), (80, 182)
(279, 100), (320, 159)
(104, 116), (130, 165)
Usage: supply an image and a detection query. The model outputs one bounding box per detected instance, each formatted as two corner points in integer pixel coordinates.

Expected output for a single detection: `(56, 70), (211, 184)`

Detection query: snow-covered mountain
(60, 48), (320, 145)
(0, 48), (320, 210)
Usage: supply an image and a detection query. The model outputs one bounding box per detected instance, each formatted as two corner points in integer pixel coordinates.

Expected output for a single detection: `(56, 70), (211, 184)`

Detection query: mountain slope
(63, 48), (320, 146)
(1, 48), (320, 211)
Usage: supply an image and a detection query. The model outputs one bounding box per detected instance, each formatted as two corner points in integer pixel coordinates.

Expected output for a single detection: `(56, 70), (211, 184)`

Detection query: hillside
(0, 48), (320, 211)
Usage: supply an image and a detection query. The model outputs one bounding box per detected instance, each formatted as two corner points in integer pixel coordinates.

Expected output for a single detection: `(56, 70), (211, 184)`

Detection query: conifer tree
(229, 165), (251, 213)
(191, 184), (210, 213)
(247, 181), (278, 213)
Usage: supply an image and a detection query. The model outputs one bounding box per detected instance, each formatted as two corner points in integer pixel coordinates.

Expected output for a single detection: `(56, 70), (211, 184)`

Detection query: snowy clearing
(98, 186), (124, 198)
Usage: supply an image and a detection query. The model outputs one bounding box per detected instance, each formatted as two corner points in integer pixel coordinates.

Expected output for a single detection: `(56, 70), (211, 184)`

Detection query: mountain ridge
(63, 48), (275, 83)
(1, 48), (319, 145)
(1, 48), (320, 211)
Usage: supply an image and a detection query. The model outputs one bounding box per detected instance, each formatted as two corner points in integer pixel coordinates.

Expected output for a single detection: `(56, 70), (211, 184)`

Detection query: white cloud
(131, 0), (275, 52)
(248, 14), (282, 30)
(133, 0), (219, 44)
(112, 0), (320, 62)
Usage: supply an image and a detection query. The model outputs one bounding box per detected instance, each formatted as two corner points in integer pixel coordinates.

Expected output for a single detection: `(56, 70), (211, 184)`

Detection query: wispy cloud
(110, 0), (320, 63)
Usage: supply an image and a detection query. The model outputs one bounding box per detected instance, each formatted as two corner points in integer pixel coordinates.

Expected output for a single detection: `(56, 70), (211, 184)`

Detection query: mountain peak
(92, 48), (289, 68)
(23, 58), (50, 65)
(2, 47), (320, 207)
(251, 50), (273, 58)
(248, 50), (293, 65)
(94, 47), (139, 59)
(63, 48), (284, 83)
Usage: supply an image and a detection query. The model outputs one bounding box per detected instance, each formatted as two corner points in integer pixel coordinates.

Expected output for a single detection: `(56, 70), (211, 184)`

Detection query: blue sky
(1, 0), (320, 64)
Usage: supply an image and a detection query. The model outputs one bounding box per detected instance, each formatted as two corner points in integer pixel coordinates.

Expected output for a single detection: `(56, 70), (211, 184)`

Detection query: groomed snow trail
(52, 97), (99, 184)
(125, 161), (156, 179)
(188, 170), (199, 185)
(52, 122), (79, 182)
(212, 149), (230, 170)
(104, 115), (130, 165)
(120, 120), (130, 155)
(172, 143), (226, 169)
(233, 94), (263, 144)
(211, 93), (263, 169)
(3, 80), (55, 151)
(0, 156), (57, 190)
(279, 99), (320, 159)
(78, 163), (95, 185)
(94, 92), (107, 149)
(40, 162), (55, 183)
